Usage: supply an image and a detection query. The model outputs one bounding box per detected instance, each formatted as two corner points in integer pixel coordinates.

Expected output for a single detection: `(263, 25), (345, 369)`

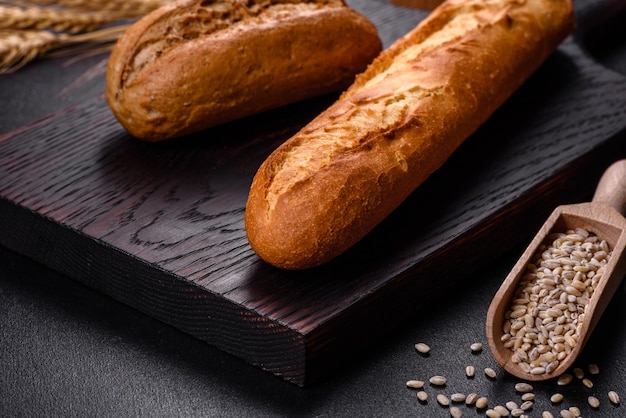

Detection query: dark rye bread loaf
(245, 0), (575, 270)
(105, 0), (382, 141)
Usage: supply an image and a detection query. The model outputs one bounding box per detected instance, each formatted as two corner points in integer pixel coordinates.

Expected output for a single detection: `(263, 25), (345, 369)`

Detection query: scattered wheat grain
(588, 395), (600, 408)
(415, 342), (430, 354)
(406, 380), (424, 389)
(450, 406), (463, 418)
(515, 383), (533, 393)
(417, 391), (428, 402)
(437, 394), (450, 406)
(429, 375), (447, 386)
(519, 401), (533, 410)
(451, 393), (466, 403)
(506, 401), (518, 411)
(550, 393), (563, 404)
(573, 367), (584, 379)
(568, 406), (581, 416)
(476, 396), (489, 409)
(494, 405), (509, 416)
(471, 342), (483, 353)
(466, 393), (478, 405)
(557, 374), (573, 386)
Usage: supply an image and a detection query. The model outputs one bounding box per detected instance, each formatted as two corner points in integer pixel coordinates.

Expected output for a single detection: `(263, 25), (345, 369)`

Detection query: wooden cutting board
(1, 0), (625, 386)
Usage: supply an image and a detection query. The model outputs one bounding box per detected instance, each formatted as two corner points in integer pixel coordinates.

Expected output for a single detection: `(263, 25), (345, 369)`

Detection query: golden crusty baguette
(245, 0), (575, 269)
(105, 0), (382, 141)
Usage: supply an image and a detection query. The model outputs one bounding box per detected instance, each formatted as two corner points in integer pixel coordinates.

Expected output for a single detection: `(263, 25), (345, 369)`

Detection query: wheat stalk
(0, 29), (57, 72)
(18, 0), (168, 17)
(0, 5), (121, 33)
(57, 55), (107, 96)
(0, 0), (169, 72)
(0, 25), (129, 73)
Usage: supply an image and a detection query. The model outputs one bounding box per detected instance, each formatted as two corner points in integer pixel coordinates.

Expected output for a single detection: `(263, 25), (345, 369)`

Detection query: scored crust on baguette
(245, 0), (575, 270)
(106, 0), (382, 141)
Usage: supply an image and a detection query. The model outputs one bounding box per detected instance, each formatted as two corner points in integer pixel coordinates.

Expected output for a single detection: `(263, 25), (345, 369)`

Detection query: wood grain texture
(1, 0), (625, 386)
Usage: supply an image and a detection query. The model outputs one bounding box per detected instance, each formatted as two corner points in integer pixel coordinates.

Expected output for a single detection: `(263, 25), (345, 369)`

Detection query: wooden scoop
(486, 159), (626, 381)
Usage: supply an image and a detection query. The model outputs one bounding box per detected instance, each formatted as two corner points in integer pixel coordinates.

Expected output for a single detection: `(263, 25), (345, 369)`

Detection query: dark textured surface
(4, 243), (626, 417)
(2, 0), (626, 387)
(2, 0), (626, 414)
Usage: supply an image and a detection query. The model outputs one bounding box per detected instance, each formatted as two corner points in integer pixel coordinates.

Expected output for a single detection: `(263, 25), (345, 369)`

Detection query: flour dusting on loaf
(245, 0), (575, 269)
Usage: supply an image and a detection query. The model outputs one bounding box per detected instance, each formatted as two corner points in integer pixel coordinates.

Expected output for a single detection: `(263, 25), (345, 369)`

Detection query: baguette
(245, 0), (575, 269)
(105, 0), (382, 141)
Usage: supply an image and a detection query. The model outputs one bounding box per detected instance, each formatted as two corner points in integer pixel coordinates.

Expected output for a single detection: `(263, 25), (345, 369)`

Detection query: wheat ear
(21, 0), (168, 17)
(0, 5), (121, 34)
(0, 29), (58, 73)
(0, 0), (169, 72)
(0, 25), (129, 73)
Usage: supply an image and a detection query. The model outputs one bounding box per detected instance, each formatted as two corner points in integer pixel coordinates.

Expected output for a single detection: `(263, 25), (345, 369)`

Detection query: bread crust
(245, 0), (575, 269)
(105, 0), (382, 141)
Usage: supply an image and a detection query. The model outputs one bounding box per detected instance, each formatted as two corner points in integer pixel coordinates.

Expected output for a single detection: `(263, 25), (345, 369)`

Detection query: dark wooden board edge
(1, 129), (624, 387)
(0, 197), (310, 384)
(1, 0), (625, 387)
(304, 130), (626, 385)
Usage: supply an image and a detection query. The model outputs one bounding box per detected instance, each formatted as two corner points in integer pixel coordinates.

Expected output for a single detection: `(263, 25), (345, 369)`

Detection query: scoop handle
(592, 159), (626, 216)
